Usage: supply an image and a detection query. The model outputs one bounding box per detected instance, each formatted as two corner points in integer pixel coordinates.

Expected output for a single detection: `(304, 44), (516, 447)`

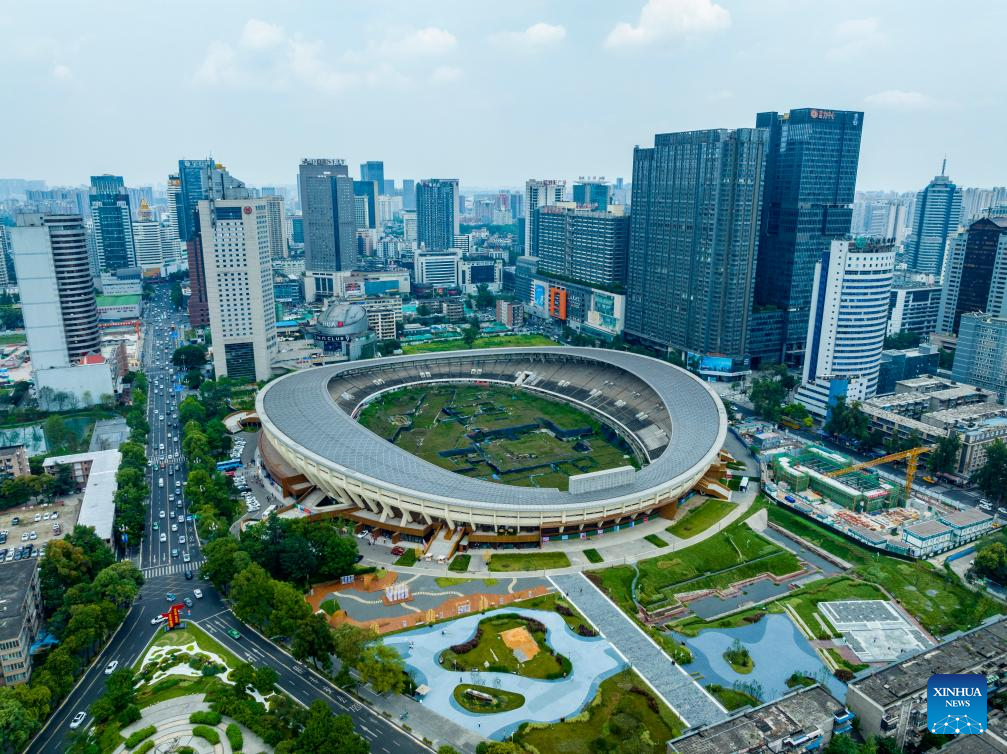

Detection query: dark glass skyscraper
(89, 174), (135, 272)
(353, 180), (379, 229)
(750, 108), (864, 367)
(360, 161), (384, 187)
(298, 159), (358, 274)
(416, 179), (459, 251)
(625, 128), (768, 370)
(536, 207), (628, 289)
(572, 180), (611, 212)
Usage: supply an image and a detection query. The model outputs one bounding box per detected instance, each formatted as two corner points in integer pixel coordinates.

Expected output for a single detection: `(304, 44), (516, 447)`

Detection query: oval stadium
(255, 347), (729, 548)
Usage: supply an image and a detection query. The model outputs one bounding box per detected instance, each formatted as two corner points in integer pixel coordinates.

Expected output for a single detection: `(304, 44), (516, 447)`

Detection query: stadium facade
(255, 348), (730, 548)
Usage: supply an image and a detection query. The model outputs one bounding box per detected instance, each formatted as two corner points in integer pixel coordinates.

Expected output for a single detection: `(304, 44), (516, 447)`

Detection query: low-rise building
(0, 558), (43, 686)
(496, 300), (524, 329)
(901, 519), (953, 557)
(95, 294), (142, 321)
(42, 449), (120, 545)
(0, 444), (30, 480)
(846, 617), (1007, 751)
(355, 297), (401, 342)
(876, 345), (940, 395)
(670, 686), (850, 754)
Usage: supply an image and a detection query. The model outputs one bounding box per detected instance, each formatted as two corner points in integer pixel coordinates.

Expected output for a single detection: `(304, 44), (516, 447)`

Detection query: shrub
(576, 624), (598, 638)
(555, 604), (574, 617)
(226, 723), (244, 751)
(134, 742), (155, 754)
(192, 725), (221, 745)
(201, 662), (226, 676)
(629, 686), (660, 714)
(449, 627), (483, 654)
(188, 655), (206, 670)
(834, 668), (854, 682)
(124, 725), (157, 749)
(118, 704), (142, 726)
(190, 710), (222, 725)
(449, 554), (471, 572)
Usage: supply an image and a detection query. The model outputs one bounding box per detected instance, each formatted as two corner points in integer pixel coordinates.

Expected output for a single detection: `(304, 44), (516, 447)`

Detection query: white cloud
(383, 27), (457, 57)
(430, 65), (462, 84)
(493, 22), (566, 48)
(605, 0), (730, 48)
(827, 17), (886, 61)
(240, 19), (286, 50)
(51, 64), (72, 81)
(864, 89), (941, 110)
(704, 88), (733, 103)
(194, 41), (239, 85)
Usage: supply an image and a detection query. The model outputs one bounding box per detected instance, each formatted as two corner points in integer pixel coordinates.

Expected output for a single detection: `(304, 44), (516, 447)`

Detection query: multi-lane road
(27, 286), (430, 754)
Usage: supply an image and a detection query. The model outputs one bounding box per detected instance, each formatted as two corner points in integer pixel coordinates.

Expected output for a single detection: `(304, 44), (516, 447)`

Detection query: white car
(104, 660), (118, 675)
(159, 510), (165, 519)
(160, 533), (167, 542)
(70, 711), (87, 729)
(151, 615), (167, 625)
(171, 524), (178, 532)
(193, 589), (203, 599)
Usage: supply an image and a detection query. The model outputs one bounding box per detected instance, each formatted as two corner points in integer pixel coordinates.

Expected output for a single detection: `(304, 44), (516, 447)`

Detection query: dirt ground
(0, 493), (84, 559)
(500, 625), (540, 661)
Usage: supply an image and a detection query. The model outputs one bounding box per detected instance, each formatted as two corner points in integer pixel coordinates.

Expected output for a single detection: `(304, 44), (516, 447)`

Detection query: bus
(215, 459), (242, 472)
(739, 477), (751, 493)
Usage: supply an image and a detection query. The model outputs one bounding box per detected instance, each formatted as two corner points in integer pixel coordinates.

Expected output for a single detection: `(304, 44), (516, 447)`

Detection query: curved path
(384, 608), (625, 740)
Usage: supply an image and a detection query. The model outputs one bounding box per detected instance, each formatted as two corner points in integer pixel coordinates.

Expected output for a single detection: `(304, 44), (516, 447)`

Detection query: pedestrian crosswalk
(143, 559), (204, 577)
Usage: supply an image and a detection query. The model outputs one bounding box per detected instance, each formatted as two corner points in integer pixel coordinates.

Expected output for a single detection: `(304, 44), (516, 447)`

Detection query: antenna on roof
(940, 156), (947, 177)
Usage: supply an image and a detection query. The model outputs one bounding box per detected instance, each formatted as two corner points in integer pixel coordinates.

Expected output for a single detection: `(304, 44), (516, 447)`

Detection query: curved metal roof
(257, 347), (727, 511)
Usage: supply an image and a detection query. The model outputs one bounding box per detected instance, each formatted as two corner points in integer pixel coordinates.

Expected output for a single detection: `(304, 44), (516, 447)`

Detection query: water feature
(675, 613), (846, 701)
(385, 608), (626, 740)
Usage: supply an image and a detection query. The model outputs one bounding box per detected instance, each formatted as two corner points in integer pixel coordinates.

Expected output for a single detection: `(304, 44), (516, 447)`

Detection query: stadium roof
(258, 347), (726, 511)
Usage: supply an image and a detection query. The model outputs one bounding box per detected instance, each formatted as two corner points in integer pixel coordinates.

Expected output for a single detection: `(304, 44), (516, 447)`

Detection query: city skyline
(2, 1), (1006, 191)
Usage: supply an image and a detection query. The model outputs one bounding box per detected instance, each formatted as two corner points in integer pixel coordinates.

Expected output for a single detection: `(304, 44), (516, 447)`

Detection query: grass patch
(786, 671), (817, 689)
(435, 576), (471, 587)
(644, 534), (668, 548)
(778, 576), (886, 640)
(448, 554), (471, 572)
(394, 548), (418, 567)
(320, 597), (340, 615)
(226, 722), (243, 751)
(584, 548), (604, 564)
(706, 684), (759, 711)
(488, 551), (571, 572)
(514, 669), (684, 754)
(192, 725), (220, 745)
(768, 505), (1000, 636)
(439, 614), (571, 679)
(668, 499), (734, 539)
(0, 333), (26, 345)
(401, 334), (555, 354)
(453, 684), (525, 713)
(136, 675), (226, 708)
(509, 592), (595, 635)
(825, 648), (869, 674)
(124, 726), (157, 748)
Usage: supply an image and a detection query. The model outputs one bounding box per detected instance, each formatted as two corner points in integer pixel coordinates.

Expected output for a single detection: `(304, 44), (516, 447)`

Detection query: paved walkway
(384, 608), (625, 740)
(549, 572), (727, 730)
(116, 694), (271, 754)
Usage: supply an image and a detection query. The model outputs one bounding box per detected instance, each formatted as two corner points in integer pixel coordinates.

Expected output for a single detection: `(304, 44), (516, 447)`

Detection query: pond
(675, 613), (846, 701)
(385, 608), (626, 740)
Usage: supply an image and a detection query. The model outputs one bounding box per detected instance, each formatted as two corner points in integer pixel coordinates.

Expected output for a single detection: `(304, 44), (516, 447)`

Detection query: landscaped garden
(512, 669), (684, 754)
(438, 613), (572, 679)
(667, 498), (735, 539)
(356, 382), (634, 491)
(453, 684), (525, 714)
(487, 551), (571, 572)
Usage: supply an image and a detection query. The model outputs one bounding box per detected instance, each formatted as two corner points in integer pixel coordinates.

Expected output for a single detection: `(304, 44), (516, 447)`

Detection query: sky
(2, 0), (1004, 193)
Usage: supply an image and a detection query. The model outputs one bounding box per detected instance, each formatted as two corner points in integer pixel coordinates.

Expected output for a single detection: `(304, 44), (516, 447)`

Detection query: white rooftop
(43, 449), (120, 543)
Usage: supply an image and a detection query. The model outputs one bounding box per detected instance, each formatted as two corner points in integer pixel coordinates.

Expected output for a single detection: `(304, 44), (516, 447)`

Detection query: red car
(390, 546), (405, 556)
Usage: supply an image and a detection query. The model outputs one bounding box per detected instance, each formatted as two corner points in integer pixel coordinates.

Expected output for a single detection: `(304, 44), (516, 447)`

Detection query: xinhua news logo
(927, 674), (987, 735)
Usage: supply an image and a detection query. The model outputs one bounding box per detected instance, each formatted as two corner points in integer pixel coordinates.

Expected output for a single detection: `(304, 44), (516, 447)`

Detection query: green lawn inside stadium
(356, 383), (635, 491)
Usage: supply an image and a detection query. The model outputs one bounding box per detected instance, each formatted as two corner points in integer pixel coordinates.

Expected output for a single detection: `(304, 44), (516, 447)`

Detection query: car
(152, 521), (158, 530)
(159, 510), (165, 518)
(43, 512), (50, 520)
(178, 535), (186, 544)
(356, 530), (370, 539)
(226, 628), (242, 640)
(390, 546), (405, 556)
(171, 548), (179, 558)
(20, 532), (28, 542)
(28, 531), (36, 540)
(186, 514), (194, 521)
(51, 511), (58, 520)
(193, 588), (203, 598)
(104, 660), (118, 675)
(70, 711), (87, 729)
(10, 517), (19, 525)
(171, 523), (178, 532)
(183, 597), (193, 608)
(33, 513), (41, 523)
(159, 533), (167, 542)
(183, 552), (191, 563)
(184, 569), (194, 580)
(151, 615), (166, 625)
(166, 592), (175, 601)
(177, 515), (183, 522)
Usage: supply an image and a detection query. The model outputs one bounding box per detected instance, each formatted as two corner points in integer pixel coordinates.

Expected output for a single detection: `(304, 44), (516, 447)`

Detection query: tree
(331, 623), (374, 669)
(172, 344), (208, 370)
(823, 397), (872, 445)
(475, 283), (495, 310)
(284, 701), (367, 754)
(200, 538), (250, 593)
(0, 686), (42, 754)
(749, 377), (787, 422)
(973, 439), (1007, 503)
(231, 662), (257, 695)
(781, 402), (813, 428)
(178, 396), (207, 426)
(974, 542), (1007, 584)
(270, 581), (312, 638)
(928, 432), (962, 475)
(230, 564), (276, 629)
(884, 330), (921, 350)
(356, 644), (406, 695)
(292, 613), (336, 670)
(254, 666), (279, 695)
(44, 415), (75, 453)
(91, 562), (144, 609)
(170, 281), (184, 310)
(823, 733), (859, 754)
(462, 324), (480, 348)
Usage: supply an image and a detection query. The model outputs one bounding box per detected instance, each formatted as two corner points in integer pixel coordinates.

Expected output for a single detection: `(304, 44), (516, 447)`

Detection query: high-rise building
(298, 158), (357, 276)
(905, 164), (962, 277)
(414, 249), (461, 287)
(796, 239), (895, 416)
(10, 214), (100, 368)
(960, 186), (1007, 224)
(416, 179), (459, 251)
(401, 179), (416, 211)
(937, 217), (1007, 335)
(89, 175), (136, 272)
(165, 173), (182, 248)
(360, 161), (384, 188)
(353, 180), (379, 229)
(536, 206), (629, 289)
(0, 226), (10, 287)
(625, 128), (768, 371)
(887, 284), (942, 338)
(572, 180), (611, 212)
(402, 210), (417, 245)
(197, 199), (277, 382)
(751, 108), (864, 367)
(353, 195), (369, 230)
(952, 313), (1007, 402)
(132, 216), (164, 274)
(524, 179), (566, 256)
(262, 194), (287, 258)
(179, 160), (252, 326)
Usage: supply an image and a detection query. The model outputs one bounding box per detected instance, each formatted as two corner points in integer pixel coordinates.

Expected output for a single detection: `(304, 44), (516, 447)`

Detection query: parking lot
(0, 494), (83, 562)
(227, 435), (261, 516)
